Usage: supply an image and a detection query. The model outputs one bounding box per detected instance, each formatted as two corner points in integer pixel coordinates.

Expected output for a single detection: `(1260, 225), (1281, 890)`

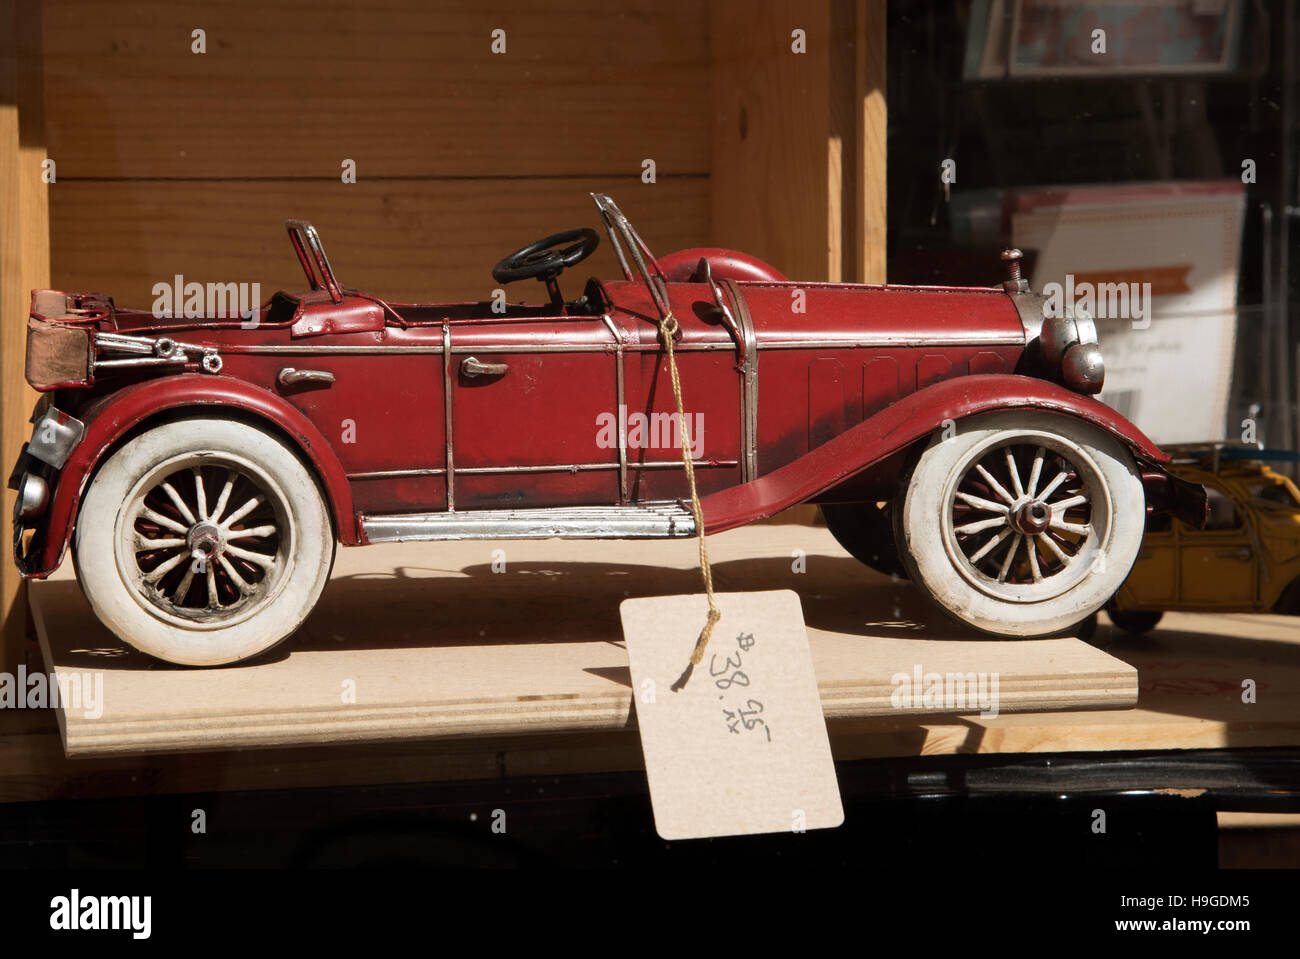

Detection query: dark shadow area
(0, 752), (1251, 870)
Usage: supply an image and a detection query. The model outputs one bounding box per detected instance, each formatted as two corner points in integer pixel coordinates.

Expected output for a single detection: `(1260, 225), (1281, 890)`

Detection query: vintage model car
(10, 194), (1204, 665)
(1103, 449), (1300, 633)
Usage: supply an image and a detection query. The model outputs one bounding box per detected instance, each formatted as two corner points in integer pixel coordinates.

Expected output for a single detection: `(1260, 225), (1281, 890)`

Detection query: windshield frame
(590, 193), (672, 320)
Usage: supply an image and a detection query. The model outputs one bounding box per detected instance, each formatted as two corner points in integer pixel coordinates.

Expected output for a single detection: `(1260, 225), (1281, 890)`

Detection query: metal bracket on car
(26, 405), (85, 469)
(1005, 290), (1051, 342)
(93, 331), (223, 375)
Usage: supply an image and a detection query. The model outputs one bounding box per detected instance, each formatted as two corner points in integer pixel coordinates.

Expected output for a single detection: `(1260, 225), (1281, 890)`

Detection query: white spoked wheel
(895, 411), (1145, 637)
(74, 419), (335, 666)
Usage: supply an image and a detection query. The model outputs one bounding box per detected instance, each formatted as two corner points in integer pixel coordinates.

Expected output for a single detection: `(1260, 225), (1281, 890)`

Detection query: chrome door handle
(278, 367), (335, 387)
(1215, 547), (1252, 559)
(460, 356), (509, 379)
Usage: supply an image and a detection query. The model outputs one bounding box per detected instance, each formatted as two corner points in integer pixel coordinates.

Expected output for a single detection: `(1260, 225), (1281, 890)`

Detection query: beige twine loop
(657, 310), (721, 692)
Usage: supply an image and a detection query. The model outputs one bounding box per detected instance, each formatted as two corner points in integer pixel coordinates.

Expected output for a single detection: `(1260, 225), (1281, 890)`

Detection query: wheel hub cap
(1010, 499), (1051, 535)
(186, 522), (223, 562)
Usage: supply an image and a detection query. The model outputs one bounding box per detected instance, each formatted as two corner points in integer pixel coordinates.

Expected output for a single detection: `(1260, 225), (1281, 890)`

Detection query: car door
(235, 300), (448, 516)
(1178, 483), (1256, 607)
(616, 282), (743, 503)
(447, 313), (621, 510)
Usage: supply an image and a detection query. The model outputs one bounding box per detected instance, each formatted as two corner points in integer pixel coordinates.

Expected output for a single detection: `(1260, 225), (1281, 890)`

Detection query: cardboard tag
(620, 589), (843, 841)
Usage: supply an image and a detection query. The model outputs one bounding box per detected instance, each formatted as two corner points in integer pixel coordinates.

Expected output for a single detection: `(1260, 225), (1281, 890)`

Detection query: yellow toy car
(1105, 449), (1300, 632)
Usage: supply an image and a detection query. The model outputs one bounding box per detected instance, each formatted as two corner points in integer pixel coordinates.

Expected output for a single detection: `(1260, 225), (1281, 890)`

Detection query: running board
(360, 503), (696, 543)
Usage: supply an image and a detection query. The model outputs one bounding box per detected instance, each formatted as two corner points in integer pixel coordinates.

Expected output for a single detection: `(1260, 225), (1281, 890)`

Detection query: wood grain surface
(1, 0), (47, 672)
(41, 0), (714, 305)
(7, 521), (1297, 803)
(33, 523), (1138, 759)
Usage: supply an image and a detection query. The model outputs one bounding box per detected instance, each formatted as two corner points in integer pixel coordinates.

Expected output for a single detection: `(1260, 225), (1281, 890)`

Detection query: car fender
(656, 248), (788, 283)
(29, 375), (358, 578)
(700, 373), (1169, 533)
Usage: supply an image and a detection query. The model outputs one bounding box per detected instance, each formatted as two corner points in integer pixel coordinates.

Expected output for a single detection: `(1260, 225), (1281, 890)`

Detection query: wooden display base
(32, 526), (1137, 758)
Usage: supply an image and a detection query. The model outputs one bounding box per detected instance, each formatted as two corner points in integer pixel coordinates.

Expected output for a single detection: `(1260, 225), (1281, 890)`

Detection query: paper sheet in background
(1011, 181), (1245, 445)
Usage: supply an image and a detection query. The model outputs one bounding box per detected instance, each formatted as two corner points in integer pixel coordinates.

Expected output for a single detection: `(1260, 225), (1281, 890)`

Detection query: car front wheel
(74, 418), (335, 666)
(894, 411), (1146, 637)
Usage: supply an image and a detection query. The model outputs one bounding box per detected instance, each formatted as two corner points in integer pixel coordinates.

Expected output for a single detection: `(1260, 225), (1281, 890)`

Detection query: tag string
(658, 311), (722, 692)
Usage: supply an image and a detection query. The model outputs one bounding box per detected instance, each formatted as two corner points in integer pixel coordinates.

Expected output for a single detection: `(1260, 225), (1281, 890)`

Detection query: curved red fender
(700, 373), (1168, 534)
(29, 375), (358, 578)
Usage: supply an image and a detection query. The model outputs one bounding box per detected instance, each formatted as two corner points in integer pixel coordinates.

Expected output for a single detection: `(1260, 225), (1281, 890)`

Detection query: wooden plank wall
(710, 0), (885, 522)
(2, 0), (886, 671)
(40, 0), (713, 306)
(710, 0), (886, 285)
(1, 1), (48, 671)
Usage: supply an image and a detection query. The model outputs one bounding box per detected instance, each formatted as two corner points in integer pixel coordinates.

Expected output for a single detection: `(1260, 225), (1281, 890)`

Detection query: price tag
(620, 589), (843, 841)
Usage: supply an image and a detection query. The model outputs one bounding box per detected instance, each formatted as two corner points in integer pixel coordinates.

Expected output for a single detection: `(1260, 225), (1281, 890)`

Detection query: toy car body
(9, 194), (1205, 665)
(1107, 451), (1300, 632)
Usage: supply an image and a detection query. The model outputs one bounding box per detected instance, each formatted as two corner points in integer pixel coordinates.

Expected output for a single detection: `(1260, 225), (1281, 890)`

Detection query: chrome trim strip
(722, 278), (759, 481)
(757, 335), (1025, 349)
(453, 459), (737, 475)
(345, 460), (742, 480)
(230, 345), (445, 355)
(361, 503), (696, 542)
(226, 335), (1024, 356)
(448, 342), (622, 354)
(457, 463), (616, 475)
(633, 459), (738, 470)
(347, 468), (447, 480)
(229, 340), (744, 355)
(94, 356), (188, 369)
(443, 322), (455, 511)
(601, 313), (629, 504)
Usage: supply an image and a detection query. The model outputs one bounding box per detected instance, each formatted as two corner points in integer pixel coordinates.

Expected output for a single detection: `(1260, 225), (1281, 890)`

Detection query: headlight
(14, 473), (49, 521)
(1039, 308), (1102, 394)
(1040, 310), (1097, 364)
(1061, 342), (1105, 394)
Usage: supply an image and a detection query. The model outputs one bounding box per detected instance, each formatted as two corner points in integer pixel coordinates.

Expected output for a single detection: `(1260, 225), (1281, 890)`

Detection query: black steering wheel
(492, 228), (599, 284)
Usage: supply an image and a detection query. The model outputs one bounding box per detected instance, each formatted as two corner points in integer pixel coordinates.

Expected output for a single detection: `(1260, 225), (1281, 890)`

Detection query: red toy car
(10, 194), (1204, 665)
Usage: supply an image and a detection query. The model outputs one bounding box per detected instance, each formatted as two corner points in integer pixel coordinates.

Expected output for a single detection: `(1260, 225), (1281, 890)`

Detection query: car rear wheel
(1104, 601), (1164, 634)
(894, 411), (1145, 637)
(74, 418), (335, 666)
(820, 501), (908, 579)
(1275, 578), (1300, 615)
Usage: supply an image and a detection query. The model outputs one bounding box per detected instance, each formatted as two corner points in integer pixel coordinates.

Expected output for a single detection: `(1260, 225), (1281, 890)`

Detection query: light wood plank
(6, 521), (1299, 800)
(0, 0), (48, 672)
(710, 0), (834, 281)
(32, 525), (1136, 759)
(858, 0), (887, 283)
(42, 0), (710, 179)
(50, 177), (708, 305)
